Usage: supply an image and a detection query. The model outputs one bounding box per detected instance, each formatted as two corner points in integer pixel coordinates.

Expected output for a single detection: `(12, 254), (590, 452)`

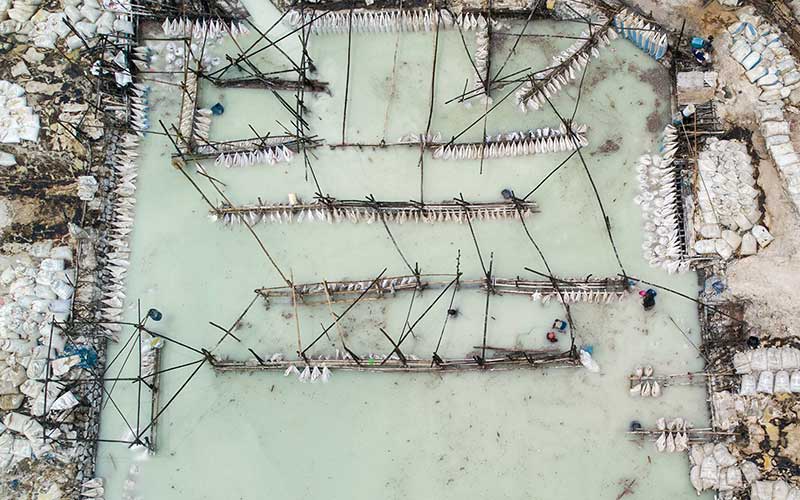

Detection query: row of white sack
(467, 28), (491, 105)
(212, 205), (536, 226)
(762, 121), (800, 194)
(161, 17), (248, 39)
(516, 29), (615, 112)
(99, 133), (140, 336)
(285, 364), (332, 383)
(177, 71), (198, 142)
(695, 204), (763, 235)
(213, 145), (295, 168)
(693, 225), (771, 259)
(191, 108), (211, 146)
(612, 9), (669, 60)
(432, 134), (587, 160)
(759, 115), (800, 202)
(635, 154), (684, 272)
(733, 346), (800, 373)
(430, 122), (587, 145)
(739, 370), (800, 395)
(286, 9), (495, 35)
(630, 380), (662, 398)
(655, 430), (688, 452)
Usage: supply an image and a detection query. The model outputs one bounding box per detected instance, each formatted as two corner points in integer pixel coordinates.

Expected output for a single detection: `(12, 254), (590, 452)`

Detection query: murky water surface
(97, 4), (710, 499)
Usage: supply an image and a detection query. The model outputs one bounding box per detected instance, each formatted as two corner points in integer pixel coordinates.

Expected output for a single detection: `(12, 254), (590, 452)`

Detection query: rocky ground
(0, 44), (104, 247)
(0, 8), (112, 500)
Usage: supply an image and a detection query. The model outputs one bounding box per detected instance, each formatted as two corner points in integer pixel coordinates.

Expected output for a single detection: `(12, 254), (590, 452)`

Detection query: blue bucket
(691, 37), (706, 49)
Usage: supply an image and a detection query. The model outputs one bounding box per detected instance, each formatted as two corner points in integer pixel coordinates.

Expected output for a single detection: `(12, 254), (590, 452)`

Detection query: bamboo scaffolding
(627, 370), (735, 390)
(176, 61), (200, 153)
(627, 428), (740, 441)
(211, 198), (540, 225)
(207, 75), (329, 92)
(515, 15), (618, 110)
(147, 346), (162, 454)
(279, 2), (550, 22)
(210, 351), (579, 372)
(256, 275), (628, 304)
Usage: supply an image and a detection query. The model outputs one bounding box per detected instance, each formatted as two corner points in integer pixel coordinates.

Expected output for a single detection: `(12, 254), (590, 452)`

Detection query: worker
(546, 331), (558, 343)
(703, 35), (714, 53)
(692, 48), (709, 66)
(552, 319), (568, 332)
(642, 289), (657, 311)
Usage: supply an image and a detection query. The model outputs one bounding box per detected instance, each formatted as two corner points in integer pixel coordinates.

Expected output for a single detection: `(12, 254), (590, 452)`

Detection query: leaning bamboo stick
(291, 270), (302, 354)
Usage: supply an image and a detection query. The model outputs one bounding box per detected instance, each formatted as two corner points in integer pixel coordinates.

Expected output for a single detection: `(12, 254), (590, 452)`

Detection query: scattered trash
(62, 345), (98, 369)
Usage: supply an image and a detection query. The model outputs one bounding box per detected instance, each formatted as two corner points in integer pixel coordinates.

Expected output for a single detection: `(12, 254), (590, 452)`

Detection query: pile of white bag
(0, 242), (82, 468)
(0, 411), (49, 468)
(728, 11), (800, 214)
(77, 175), (98, 201)
(751, 480), (800, 500)
(689, 443), (756, 494)
(734, 347), (800, 395)
(0, 0), (136, 49)
(728, 13), (800, 104)
(694, 139), (769, 260)
(791, 1), (800, 20)
(0, 79), (39, 144)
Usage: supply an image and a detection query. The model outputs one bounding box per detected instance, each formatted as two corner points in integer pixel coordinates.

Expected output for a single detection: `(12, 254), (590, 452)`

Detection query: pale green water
(96, 5), (710, 499)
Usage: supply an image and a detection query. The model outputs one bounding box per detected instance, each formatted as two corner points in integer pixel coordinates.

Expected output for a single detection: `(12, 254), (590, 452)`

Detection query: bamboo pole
(291, 270), (303, 355)
(211, 352), (580, 372)
(147, 346), (162, 454)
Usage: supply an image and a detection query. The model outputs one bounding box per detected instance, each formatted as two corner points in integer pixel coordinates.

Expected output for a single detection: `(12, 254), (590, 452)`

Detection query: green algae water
(96, 4), (712, 499)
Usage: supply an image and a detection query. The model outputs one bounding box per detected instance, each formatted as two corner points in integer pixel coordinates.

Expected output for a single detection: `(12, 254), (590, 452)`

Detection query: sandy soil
(629, 0), (737, 36)
(697, 10), (800, 339)
(727, 154), (800, 338)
